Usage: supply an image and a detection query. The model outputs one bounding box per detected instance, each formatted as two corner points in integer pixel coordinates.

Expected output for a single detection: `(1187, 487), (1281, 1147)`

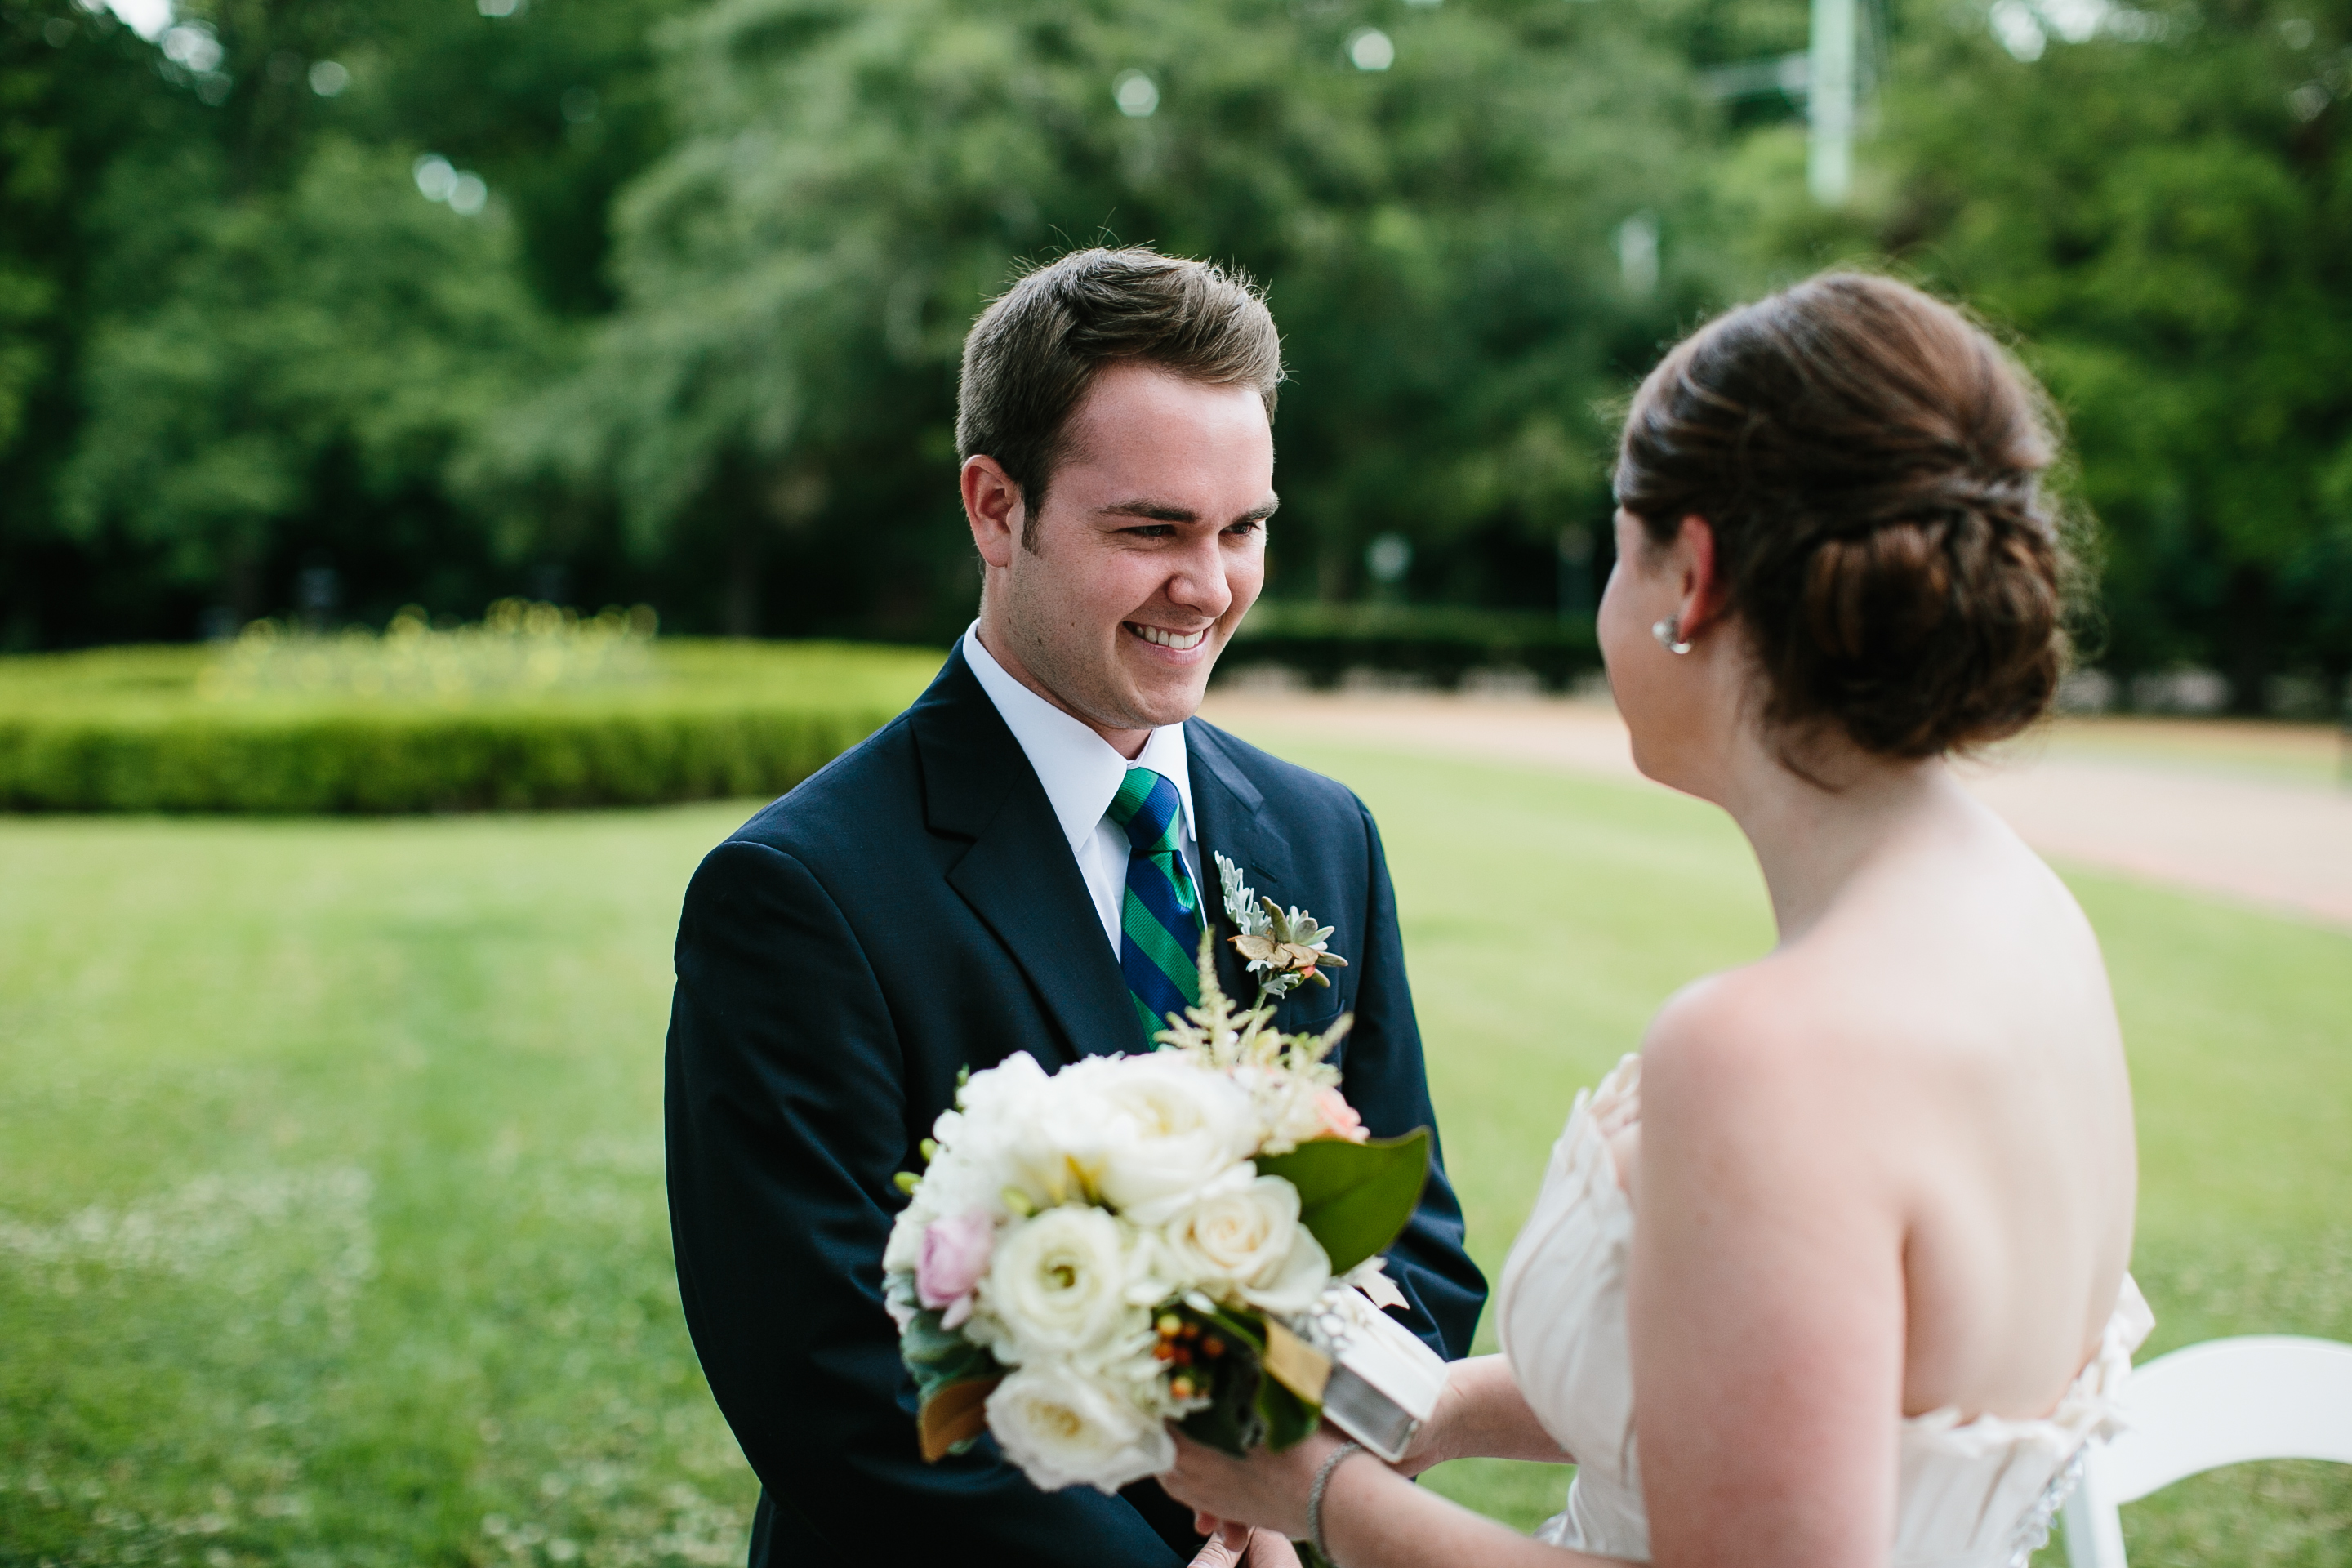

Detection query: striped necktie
(1106, 766), (1205, 1042)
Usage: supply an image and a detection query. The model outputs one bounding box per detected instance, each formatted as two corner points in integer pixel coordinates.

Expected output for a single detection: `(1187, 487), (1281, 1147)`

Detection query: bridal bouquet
(884, 866), (1432, 1494)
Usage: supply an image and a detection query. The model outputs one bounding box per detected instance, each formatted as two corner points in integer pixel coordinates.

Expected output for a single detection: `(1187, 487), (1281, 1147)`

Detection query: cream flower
(883, 1202), (929, 1276)
(984, 1361), (1176, 1494)
(974, 1205), (1139, 1363)
(997, 1059), (1125, 1209)
(1160, 1173), (1331, 1315)
(920, 1052), (1051, 1218)
(1089, 1054), (1259, 1225)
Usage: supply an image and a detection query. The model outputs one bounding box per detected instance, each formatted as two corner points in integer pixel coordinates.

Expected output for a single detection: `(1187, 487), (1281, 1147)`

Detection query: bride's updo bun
(1615, 272), (2074, 758)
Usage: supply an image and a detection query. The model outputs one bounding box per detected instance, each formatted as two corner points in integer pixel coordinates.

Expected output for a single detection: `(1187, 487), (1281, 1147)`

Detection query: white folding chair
(2064, 1334), (2352, 1568)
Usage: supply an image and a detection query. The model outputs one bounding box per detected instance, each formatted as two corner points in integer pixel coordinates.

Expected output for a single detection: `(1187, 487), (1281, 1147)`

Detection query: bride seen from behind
(1162, 272), (2145, 1568)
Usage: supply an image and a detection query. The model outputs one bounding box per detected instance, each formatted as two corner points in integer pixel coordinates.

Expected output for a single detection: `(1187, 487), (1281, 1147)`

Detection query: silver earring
(1651, 617), (1693, 655)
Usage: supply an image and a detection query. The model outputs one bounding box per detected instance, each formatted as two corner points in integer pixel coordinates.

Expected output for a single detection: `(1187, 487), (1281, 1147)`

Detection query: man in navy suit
(665, 248), (1486, 1567)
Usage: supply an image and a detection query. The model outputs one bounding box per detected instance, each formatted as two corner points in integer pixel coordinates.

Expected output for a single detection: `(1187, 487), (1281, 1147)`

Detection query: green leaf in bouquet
(1256, 1127), (1432, 1276)
(1254, 1362), (1321, 1452)
(1180, 1292), (1268, 1356)
(1171, 1298), (1272, 1458)
(895, 1277), (1007, 1463)
(1177, 1351), (1267, 1459)
(894, 1278), (1000, 1404)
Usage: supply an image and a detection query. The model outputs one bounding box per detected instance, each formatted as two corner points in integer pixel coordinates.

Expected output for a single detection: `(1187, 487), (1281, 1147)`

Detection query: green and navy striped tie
(1107, 767), (1205, 1042)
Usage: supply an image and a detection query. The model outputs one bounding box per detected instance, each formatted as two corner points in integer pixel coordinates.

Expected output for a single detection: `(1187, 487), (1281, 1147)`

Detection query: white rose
(950, 1050), (1051, 1129)
(883, 1201), (930, 1276)
(1160, 1174), (1331, 1315)
(1089, 1056), (1261, 1225)
(986, 1361), (1176, 1494)
(973, 1205), (1143, 1363)
(998, 1060), (1127, 1209)
(920, 1052), (1053, 1217)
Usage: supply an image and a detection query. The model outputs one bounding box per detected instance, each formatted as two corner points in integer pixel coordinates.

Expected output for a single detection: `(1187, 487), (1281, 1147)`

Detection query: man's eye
(1124, 524), (1176, 539)
(1226, 520), (1263, 537)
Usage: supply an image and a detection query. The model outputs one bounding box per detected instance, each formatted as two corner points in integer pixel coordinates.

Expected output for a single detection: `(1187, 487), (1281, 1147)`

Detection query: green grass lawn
(2, 744), (2346, 1566)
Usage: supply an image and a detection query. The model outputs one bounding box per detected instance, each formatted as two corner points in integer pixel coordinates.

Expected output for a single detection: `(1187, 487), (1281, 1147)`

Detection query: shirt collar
(962, 623), (1196, 857)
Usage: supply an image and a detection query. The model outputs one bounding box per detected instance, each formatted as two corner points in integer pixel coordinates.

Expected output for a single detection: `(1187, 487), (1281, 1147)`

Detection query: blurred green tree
(58, 136), (556, 618)
(499, 0), (1719, 636)
(0, 2), (200, 644)
(1749, 0), (2352, 705)
(0, 0), (680, 644)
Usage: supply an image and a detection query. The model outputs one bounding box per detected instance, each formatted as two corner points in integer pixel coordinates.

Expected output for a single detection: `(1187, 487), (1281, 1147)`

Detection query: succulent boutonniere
(1214, 852), (1349, 1004)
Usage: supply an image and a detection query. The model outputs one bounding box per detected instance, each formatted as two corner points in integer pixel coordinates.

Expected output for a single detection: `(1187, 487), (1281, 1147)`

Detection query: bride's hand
(1161, 1427), (1349, 1543)
(1184, 1519), (1304, 1567)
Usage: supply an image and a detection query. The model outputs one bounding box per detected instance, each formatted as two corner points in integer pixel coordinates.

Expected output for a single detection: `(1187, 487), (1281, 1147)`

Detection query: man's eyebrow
(1099, 500), (1199, 523)
(1098, 497), (1281, 525)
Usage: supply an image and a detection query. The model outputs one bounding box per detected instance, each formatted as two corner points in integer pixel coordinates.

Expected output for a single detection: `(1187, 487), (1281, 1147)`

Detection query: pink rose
(916, 1209), (995, 1327)
(1315, 1089), (1370, 1144)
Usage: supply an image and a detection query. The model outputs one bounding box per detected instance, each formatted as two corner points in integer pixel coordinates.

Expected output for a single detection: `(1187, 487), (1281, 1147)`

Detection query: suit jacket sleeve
(665, 839), (1185, 1565)
(1337, 801), (1489, 1361)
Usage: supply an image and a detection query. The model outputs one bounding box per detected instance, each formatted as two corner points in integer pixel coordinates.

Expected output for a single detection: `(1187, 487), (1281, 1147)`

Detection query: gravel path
(1200, 691), (2352, 932)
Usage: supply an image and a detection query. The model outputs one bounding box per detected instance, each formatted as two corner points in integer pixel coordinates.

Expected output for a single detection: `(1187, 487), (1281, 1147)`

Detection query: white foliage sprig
(1213, 853), (1348, 1001)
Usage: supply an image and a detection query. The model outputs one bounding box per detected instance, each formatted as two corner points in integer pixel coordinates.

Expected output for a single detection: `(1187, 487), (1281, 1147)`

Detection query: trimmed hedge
(1221, 602), (1601, 688)
(0, 641), (942, 813)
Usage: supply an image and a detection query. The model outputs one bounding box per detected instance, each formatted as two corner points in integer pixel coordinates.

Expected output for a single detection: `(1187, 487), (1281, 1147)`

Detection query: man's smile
(1123, 622), (1209, 651)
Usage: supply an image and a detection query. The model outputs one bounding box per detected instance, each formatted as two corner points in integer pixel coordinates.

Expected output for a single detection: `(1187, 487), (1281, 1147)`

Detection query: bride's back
(1598, 271), (2138, 1462)
(1773, 802), (2136, 1423)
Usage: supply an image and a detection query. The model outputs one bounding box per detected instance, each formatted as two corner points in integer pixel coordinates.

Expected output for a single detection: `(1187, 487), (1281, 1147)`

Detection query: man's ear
(962, 456), (1024, 570)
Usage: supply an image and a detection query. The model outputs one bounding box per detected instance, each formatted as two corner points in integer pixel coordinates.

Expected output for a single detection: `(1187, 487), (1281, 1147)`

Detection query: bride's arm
(1166, 1428), (1628, 1568)
(1628, 981), (1907, 1568)
(1167, 978), (1914, 1568)
(1394, 1354), (1571, 1475)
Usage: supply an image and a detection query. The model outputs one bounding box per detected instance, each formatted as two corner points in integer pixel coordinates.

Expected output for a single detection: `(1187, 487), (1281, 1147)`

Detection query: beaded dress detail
(1494, 1054), (2154, 1567)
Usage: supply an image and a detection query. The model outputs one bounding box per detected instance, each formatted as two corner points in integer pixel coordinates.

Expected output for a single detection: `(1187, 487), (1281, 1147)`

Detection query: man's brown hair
(956, 247), (1284, 546)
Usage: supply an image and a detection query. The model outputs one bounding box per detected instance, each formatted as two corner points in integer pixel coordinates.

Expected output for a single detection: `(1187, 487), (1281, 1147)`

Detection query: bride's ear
(1673, 514), (1728, 641)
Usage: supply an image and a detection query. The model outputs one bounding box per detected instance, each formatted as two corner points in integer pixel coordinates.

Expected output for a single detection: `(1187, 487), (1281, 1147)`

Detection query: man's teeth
(1129, 624), (1208, 651)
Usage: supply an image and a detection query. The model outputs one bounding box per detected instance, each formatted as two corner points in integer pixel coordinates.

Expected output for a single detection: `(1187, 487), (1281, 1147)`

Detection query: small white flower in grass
(986, 1361), (1175, 1493)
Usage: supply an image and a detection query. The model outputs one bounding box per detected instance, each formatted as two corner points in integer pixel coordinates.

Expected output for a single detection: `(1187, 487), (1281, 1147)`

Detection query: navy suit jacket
(665, 647), (1486, 1566)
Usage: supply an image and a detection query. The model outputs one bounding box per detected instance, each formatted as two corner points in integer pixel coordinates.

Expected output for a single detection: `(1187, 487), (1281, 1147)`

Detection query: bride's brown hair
(1614, 272), (2076, 758)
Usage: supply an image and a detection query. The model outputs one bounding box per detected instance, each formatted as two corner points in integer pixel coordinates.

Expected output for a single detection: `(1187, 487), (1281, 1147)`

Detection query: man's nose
(1162, 531), (1233, 620)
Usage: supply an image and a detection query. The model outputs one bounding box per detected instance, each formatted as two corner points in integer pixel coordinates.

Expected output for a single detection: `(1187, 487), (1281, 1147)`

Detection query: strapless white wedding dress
(1495, 1055), (2154, 1567)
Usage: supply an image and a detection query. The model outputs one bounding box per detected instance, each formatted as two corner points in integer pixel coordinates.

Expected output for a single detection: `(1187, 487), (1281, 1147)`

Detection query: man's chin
(1110, 675), (1213, 733)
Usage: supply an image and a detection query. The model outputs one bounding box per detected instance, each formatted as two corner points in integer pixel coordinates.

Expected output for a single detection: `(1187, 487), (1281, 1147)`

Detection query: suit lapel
(911, 648), (1139, 1065)
(1184, 719), (1297, 1011)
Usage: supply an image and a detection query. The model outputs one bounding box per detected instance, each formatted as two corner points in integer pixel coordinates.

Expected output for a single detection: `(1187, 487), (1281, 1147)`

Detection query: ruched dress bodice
(1495, 1055), (2154, 1568)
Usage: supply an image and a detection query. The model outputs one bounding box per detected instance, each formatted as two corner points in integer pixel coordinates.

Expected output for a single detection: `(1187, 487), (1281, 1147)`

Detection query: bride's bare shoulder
(1636, 953), (1926, 1160)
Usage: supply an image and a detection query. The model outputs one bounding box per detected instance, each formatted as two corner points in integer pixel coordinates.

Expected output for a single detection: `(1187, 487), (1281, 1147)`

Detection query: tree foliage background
(3, 0), (2347, 706)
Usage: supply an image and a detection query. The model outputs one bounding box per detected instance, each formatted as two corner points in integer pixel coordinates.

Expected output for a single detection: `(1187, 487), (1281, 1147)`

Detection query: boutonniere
(1214, 852), (1349, 1005)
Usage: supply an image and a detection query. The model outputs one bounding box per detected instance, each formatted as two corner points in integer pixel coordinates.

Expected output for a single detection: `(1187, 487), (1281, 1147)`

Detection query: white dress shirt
(962, 623), (1203, 956)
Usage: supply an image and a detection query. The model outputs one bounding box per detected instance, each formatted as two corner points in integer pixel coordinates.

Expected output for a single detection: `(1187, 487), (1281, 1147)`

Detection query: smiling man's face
(966, 360), (1275, 757)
